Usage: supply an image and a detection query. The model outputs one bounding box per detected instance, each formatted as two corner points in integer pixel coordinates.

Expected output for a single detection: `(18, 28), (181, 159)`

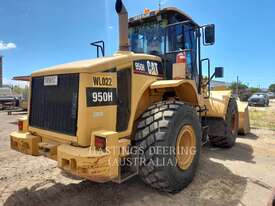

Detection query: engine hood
(31, 52), (161, 77)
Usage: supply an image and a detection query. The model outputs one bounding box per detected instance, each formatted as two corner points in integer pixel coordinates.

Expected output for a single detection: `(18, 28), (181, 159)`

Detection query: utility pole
(0, 56), (3, 88)
(236, 76), (239, 97)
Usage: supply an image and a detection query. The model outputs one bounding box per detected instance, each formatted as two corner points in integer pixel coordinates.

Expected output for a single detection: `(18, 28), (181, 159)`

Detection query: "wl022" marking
(92, 77), (112, 87)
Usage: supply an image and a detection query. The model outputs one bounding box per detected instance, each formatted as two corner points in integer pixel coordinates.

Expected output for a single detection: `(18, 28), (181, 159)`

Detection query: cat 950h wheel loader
(10, 0), (250, 193)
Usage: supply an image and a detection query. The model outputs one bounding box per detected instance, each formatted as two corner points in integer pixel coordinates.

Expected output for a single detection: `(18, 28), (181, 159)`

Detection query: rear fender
(150, 79), (200, 106)
(130, 79), (200, 140)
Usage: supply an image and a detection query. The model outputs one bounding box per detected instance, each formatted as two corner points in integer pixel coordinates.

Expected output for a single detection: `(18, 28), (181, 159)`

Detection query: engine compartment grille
(29, 74), (79, 136)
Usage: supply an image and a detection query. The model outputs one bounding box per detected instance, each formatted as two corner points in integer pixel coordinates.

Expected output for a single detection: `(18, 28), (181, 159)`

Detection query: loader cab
(129, 8), (216, 93)
(129, 8), (200, 80)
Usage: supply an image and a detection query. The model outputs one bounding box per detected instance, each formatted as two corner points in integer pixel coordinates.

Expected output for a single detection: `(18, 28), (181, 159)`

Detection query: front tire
(134, 101), (201, 193)
(209, 98), (239, 148)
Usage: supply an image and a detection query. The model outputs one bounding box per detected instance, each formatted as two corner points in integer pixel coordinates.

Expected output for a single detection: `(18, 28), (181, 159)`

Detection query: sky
(0, 0), (275, 88)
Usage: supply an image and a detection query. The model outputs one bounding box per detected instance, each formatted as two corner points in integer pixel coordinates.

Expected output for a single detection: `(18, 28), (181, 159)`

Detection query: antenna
(158, 0), (161, 10)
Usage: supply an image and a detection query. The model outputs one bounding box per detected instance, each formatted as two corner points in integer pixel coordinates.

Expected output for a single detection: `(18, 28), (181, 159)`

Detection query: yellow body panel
(76, 73), (118, 146)
(10, 132), (41, 156)
(58, 129), (129, 182)
(150, 79), (202, 106)
(10, 129), (130, 182)
(30, 126), (76, 144)
(31, 52), (160, 76)
(58, 145), (115, 182)
(150, 79), (186, 89)
(27, 52), (161, 147)
(203, 90), (232, 119)
(237, 100), (250, 134)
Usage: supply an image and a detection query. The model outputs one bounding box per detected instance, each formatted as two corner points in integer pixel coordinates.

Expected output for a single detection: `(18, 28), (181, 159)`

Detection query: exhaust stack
(115, 0), (129, 51)
(0, 56), (3, 87)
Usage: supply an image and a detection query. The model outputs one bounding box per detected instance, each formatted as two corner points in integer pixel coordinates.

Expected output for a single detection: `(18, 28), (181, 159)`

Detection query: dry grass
(249, 100), (275, 130)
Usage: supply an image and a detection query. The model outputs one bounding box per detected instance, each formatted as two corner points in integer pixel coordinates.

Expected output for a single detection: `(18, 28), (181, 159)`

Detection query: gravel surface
(0, 107), (275, 206)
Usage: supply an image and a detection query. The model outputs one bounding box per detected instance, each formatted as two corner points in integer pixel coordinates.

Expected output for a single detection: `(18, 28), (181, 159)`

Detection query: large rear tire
(209, 98), (239, 148)
(134, 101), (201, 193)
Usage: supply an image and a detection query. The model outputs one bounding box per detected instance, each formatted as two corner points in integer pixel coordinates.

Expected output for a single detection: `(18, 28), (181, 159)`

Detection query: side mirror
(215, 67), (224, 78)
(204, 24), (215, 45)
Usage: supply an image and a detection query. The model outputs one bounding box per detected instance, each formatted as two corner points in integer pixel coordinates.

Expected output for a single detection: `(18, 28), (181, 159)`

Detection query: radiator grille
(29, 74), (79, 136)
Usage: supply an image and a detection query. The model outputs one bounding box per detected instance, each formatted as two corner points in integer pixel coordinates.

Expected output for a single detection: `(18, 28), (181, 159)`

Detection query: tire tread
(134, 100), (200, 192)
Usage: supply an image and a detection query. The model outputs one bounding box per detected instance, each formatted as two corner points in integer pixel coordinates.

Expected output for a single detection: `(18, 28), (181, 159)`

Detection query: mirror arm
(203, 73), (215, 99)
(91, 40), (105, 58)
(201, 58), (211, 87)
(205, 73), (216, 86)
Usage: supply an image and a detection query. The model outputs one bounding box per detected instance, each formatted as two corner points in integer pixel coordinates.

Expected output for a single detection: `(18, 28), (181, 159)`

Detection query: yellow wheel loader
(10, 0), (250, 193)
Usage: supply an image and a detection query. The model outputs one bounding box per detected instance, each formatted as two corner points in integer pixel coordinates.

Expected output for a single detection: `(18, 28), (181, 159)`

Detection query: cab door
(165, 23), (198, 83)
(183, 24), (199, 85)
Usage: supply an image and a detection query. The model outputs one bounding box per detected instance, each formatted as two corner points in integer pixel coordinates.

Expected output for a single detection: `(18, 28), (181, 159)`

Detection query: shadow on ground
(239, 132), (259, 140)
(243, 133), (259, 140)
(8, 121), (17, 125)
(4, 142), (252, 206)
(206, 141), (256, 164)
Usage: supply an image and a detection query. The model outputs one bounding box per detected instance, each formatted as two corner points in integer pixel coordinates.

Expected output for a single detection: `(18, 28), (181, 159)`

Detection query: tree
(12, 86), (29, 98)
(230, 81), (248, 91)
(12, 86), (23, 94)
(250, 87), (261, 93)
(269, 84), (275, 92)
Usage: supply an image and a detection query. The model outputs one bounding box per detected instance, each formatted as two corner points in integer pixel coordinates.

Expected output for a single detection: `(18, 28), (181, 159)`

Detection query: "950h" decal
(134, 60), (163, 76)
(86, 87), (117, 107)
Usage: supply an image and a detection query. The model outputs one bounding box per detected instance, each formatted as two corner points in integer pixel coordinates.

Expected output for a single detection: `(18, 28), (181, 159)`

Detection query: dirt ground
(249, 100), (275, 130)
(1, 102), (275, 206)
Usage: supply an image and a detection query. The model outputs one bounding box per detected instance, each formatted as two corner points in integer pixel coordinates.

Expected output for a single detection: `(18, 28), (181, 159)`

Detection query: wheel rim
(231, 113), (238, 134)
(176, 125), (196, 170)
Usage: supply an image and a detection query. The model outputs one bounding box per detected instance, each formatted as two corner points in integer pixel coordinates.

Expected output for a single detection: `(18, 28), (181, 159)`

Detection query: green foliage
(239, 90), (252, 102)
(269, 84), (275, 92)
(12, 86), (29, 98)
(12, 86), (24, 94)
(230, 81), (264, 101)
(230, 81), (248, 90)
(230, 81), (249, 101)
(250, 87), (261, 93)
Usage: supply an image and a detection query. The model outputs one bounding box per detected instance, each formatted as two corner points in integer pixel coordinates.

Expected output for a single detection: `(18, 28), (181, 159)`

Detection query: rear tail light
(95, 136), (106, 150)
(18, 120), (23, 131)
